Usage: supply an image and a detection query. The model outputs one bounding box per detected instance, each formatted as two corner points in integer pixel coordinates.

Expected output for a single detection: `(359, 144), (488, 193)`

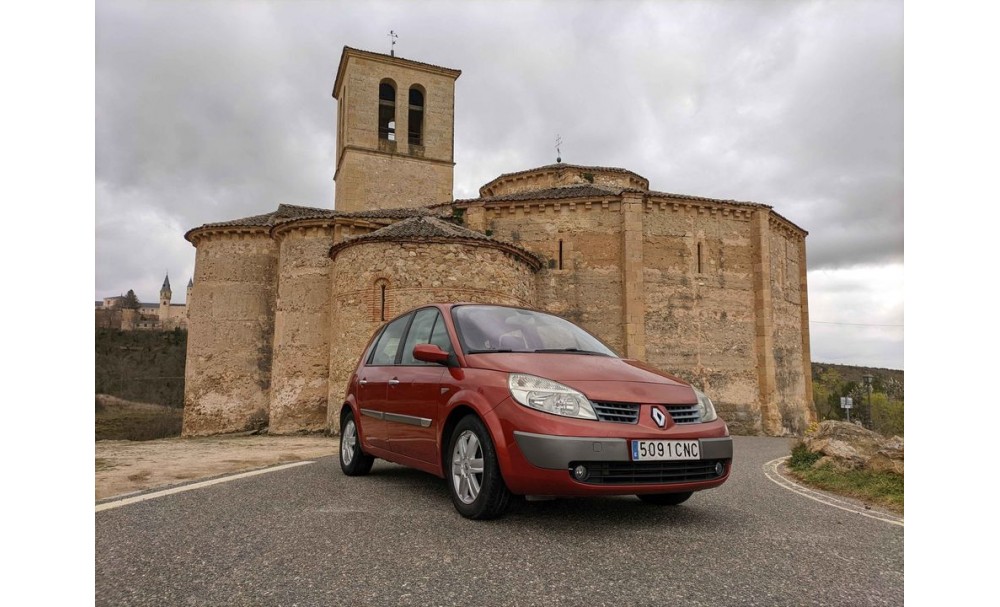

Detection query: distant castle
(95, 274), (192, 331)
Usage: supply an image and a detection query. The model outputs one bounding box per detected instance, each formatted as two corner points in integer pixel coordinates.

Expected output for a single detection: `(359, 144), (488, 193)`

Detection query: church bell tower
(331, 46), (461, 212)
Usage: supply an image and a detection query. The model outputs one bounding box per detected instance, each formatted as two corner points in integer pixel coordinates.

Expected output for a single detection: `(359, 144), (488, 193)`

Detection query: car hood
(463, 353), (698, 404)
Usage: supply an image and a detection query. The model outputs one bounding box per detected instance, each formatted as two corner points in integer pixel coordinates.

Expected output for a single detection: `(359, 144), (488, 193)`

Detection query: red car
(339, 303), (733, 519)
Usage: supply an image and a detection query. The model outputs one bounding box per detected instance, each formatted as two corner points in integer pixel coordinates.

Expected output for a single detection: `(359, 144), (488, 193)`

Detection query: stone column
(269, 223), (336, 434)
(798, 234), (817, 425)
(620, 192), (646, 360)
(750, 210), (783, 434)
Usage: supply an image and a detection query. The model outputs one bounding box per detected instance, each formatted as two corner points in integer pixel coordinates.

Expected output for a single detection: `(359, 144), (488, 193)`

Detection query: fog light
(573, 465), (589, 481)
(715, 462), (725, 476)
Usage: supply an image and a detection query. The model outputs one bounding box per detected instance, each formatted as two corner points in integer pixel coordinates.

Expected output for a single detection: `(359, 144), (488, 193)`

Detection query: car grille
(592, 402), (640, 423)
(666, 404), (702, 424)
(570, 460), (727, 485)
(591, 402), (702, 424)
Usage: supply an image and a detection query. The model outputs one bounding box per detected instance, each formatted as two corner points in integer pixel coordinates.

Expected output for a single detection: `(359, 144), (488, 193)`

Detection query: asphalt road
(96, 436), (903, 606)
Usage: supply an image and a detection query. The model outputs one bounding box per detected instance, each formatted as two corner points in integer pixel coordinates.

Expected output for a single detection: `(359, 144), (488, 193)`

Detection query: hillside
(811, 362), (903, 435)
(812, 362), (903, 388)
(95, 328), (187, 408)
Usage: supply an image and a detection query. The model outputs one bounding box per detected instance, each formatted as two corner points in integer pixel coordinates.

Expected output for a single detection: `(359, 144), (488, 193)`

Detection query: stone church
(182, 46), (816, 438)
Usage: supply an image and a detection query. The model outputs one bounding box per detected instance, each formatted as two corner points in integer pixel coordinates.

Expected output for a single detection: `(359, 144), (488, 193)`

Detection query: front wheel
(637, 491), (693, 506)
(447, 415), (511, 520)
(339, 411), (374, 476)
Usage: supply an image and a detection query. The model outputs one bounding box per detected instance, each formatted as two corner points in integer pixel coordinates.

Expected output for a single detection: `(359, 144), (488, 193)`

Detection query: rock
(869, 436), (904, 474)
(803, 421), (903, 475)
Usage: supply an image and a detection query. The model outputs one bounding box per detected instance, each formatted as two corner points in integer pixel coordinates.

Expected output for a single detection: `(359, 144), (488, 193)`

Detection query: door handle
(388, 378), (400, 386)
(359, 379), (368, 385)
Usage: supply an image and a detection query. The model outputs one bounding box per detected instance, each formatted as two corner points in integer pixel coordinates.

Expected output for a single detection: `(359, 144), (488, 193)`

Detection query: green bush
(789, 441), (822, 469)
(871, 392), (904, 437)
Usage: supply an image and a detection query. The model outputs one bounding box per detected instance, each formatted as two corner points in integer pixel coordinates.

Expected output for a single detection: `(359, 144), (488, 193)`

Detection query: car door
(384, 307), (451, 464)
(356, 312), (412, 451)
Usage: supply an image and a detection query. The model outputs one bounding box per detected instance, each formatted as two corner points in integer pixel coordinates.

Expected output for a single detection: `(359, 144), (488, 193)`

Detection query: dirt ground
(95, 434), (339, 501)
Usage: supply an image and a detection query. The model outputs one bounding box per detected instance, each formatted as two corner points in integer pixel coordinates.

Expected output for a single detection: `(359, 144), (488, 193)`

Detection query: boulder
(803, 421), (903, 474)
(868, 435), (904, 475)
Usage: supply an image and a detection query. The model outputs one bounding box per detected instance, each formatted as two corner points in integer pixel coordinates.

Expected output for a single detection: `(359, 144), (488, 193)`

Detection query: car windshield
(452, 305), (617, 357)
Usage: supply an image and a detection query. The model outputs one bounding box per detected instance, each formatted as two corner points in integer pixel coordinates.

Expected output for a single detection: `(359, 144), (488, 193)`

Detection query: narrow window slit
(380, 285), (387, 321)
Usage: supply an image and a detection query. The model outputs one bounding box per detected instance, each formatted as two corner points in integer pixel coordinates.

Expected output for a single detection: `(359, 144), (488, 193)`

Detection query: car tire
(637, 491), (694, 506)
(447, 415), (511, 520)
(339, 410), (374, 476)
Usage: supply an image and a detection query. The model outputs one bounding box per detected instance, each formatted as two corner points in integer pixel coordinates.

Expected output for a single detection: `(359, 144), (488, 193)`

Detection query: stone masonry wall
(335, 150), (453, 212)
(269, 224), (336, 434)
(326, 240), (536, 431)
(768, 221), (815, 434)
(183, 232), (279, 436)
(481, 200), (626, 354)
(642, 203), (761, 433)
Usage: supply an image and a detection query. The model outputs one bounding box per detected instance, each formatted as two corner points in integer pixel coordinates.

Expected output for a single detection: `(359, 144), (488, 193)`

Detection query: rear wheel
(447, 415), (511, 520)
(339, 411), (374, 476)
(637, 491), (693, 506)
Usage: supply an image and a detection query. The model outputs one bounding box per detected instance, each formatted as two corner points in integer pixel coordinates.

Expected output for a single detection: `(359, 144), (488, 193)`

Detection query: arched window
(408, 86), (424, 146)
(379, 80), (396, 141)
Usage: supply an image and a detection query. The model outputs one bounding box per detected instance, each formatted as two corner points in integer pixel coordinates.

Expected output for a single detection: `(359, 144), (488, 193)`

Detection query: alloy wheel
(341, 419), (357, 465)
(451, 429), (485, 504)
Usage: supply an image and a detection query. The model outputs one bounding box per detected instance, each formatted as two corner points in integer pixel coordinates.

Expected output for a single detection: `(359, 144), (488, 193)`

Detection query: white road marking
(763, 457), (904, 527)
(96, 461), (315, 512)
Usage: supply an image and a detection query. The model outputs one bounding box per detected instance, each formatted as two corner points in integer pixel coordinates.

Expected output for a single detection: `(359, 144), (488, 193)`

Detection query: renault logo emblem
(651, 406), (667, 428)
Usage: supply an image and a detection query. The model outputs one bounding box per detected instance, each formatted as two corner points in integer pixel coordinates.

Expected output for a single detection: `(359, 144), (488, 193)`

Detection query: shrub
(789, 440), (822, 470)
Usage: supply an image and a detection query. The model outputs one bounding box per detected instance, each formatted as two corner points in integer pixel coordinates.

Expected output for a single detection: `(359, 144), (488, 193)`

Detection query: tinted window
(400, 308), (439, 365)
(369, 314), (411, 365)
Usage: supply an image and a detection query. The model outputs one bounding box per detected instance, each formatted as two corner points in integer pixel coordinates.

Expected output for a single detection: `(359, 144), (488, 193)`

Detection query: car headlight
(694, 388), (718, 423)
(508, 373), (598, 420)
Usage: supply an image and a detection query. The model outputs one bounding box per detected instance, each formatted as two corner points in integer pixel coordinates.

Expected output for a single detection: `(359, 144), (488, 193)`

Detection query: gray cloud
(96, 0), (903, 367)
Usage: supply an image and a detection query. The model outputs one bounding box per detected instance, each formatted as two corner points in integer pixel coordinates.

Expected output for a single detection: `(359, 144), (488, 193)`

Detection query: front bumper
(514, 432), (733, 469)
(482, 396), (733, 496)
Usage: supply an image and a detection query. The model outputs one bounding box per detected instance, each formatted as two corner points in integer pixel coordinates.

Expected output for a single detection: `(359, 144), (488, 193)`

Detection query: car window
(453, 305), (617, 356)
(369, 313), (411, 365)
(400, 308), (440, 365)
(429, 314), (454, 355)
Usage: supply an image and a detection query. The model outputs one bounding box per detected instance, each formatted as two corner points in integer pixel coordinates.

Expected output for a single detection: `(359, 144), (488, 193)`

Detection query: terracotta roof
(648, 190), (770, 209)
(341, 216), (494, 243)
(457, 184), (623, 204)
(329, 216), (543, 270)
(481, 163), (648, 189)
(333, 47), (461, 99)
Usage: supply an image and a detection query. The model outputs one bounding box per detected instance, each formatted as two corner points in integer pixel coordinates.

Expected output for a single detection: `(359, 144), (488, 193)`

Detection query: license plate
(631, 440), (701, 461)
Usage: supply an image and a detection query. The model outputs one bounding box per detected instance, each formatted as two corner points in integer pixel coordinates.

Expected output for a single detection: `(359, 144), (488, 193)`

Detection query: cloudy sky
(95, 0), (903, 369)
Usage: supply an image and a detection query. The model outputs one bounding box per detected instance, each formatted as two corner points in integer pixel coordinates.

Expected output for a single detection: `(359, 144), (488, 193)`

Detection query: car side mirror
(412, 344), (452, 365)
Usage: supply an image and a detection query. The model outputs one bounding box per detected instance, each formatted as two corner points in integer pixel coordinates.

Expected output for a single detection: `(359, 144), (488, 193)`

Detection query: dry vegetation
(95, 394), (182, 441)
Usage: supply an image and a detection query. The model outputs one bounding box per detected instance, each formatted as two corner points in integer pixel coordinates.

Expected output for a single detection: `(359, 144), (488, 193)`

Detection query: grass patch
(788, 442), (904, 513)
(95, 458), (115, 472)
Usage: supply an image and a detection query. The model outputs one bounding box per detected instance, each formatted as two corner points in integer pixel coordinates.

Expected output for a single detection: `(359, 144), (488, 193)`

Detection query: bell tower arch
(332, 47), (461, 212)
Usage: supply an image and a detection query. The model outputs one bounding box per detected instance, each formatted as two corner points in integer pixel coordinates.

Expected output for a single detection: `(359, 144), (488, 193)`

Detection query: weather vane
(388, 30), (398, 57)
(555, 134), (562, 163)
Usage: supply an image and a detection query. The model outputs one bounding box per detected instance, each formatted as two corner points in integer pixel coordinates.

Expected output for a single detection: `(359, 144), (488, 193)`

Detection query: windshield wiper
(466, 348), (514, 354)
(531, 348), (609, 356)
